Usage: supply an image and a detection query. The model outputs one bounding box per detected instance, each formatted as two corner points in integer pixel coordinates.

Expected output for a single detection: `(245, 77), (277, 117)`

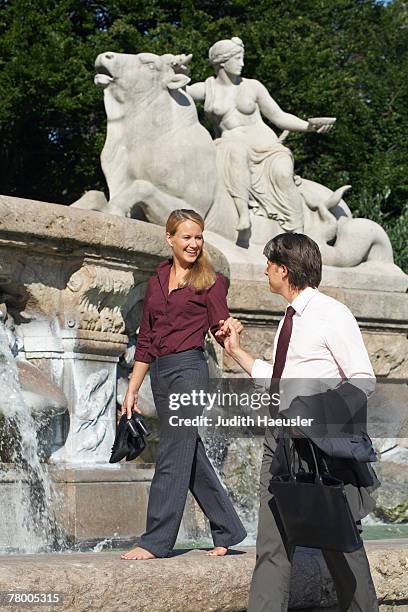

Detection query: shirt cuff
(134, 351), (152, 364)
(251, 358), (273, 379)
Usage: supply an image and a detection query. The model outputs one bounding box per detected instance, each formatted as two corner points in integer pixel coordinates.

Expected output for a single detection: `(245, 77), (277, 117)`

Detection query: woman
(120, 209), (247, 560)
(187, 37), (333, 234)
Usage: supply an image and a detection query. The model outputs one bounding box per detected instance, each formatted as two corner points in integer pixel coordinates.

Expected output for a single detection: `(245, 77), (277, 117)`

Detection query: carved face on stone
(221, 49), (244, 76)
(208, 37), (245, 76)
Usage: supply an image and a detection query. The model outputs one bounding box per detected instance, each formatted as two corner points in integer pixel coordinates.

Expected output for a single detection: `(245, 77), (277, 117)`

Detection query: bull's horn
(171, 53), (192, 66)
(168, 54), (193, 72)
(162, 53), (192, 75)
(324, 185), (352, 210)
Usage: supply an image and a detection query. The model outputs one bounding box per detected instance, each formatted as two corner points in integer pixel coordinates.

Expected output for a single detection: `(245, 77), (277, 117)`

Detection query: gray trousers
(136, 349), (247, 557)
(247, 429), (379, 612)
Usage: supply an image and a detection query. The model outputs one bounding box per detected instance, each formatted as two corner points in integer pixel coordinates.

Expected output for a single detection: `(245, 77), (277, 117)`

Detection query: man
(217, 233), (378, 612)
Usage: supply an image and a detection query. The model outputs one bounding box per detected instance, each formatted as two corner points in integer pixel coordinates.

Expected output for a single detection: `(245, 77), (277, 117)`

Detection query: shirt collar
(289, 287), (318, 316)
(156, 258), (172, 298)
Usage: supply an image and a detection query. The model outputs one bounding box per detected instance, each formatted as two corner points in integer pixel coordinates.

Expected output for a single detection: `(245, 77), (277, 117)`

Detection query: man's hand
(215, 317), (244, 355)
(224, 323), (241, 355)
(216, 316), (244, 337)
(121, 389), (142, 419)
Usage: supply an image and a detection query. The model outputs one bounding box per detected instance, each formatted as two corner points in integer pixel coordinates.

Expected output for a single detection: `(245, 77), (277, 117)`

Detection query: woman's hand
(216, 317), (244, 355)
(216, 317), (255, 376)
(121, 389), (142, 419)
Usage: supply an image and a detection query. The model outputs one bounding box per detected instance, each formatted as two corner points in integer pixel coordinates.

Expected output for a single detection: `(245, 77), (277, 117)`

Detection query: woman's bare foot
(120, 546), (156, 560)
(207, 546), (228, 557)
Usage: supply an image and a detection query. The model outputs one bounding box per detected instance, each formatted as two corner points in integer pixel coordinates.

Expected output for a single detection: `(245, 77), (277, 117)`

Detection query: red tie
(269, 306), (296, 409)
(272, 306), (296, 380)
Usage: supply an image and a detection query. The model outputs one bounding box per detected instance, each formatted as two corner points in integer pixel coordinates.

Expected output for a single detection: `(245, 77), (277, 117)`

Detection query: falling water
(0, 319), (67, 553)
(204, 433), (262, 545)
(183, 349), (262, 545)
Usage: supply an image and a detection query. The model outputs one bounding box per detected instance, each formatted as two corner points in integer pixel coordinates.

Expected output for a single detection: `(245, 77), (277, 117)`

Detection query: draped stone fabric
(204, 76), (302, 233)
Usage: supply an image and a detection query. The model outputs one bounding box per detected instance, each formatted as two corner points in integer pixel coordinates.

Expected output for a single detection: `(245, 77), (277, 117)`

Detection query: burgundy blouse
(134, 259), (229, 364)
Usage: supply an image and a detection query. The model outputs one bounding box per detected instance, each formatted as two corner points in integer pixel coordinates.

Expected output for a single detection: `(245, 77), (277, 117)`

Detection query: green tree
(0, 0), (406, 270)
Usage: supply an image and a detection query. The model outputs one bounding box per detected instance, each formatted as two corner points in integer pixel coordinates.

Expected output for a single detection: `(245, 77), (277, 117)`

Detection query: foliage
(375, 498), (408, 523)
(0, 0), (406, 270)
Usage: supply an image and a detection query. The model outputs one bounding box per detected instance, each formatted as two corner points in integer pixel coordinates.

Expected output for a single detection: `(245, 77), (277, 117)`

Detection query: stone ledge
(228, 280), (408, 325)
(49, 464), (155, 483)
(0, 195), (229, 279)
(0, 542), (406, 611)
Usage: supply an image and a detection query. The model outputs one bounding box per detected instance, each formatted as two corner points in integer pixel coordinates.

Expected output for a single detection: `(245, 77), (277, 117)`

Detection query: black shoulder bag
(269, 436), (363, 552)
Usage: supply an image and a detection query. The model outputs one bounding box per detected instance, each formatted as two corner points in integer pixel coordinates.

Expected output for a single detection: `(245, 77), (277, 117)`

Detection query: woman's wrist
(127, 383), (139, 395)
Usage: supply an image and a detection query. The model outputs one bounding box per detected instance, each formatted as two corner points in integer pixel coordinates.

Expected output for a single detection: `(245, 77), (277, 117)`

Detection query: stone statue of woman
(187, 37), (334, 233)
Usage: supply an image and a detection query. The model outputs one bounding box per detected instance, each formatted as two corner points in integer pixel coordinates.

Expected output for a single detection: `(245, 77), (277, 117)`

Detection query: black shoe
(109, 414), (133, 463)
(126, 434), (146, 461)
(109, 413), (150, 463)
(129, 413), (151, 438)
(126, 414), (150, 461)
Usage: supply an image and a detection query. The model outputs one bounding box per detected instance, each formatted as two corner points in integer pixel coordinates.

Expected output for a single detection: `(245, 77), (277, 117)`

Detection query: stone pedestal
(23, 330), (128, 465)
(0, 197), (162, 549)
(50, 464), (154, 546)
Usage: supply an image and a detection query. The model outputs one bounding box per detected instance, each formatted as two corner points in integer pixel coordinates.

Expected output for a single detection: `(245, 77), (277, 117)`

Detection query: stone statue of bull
(81, 51), (216, 223)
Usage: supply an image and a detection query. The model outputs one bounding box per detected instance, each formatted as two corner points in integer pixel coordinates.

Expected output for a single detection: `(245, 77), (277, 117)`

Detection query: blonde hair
(166, 209), (216, 292)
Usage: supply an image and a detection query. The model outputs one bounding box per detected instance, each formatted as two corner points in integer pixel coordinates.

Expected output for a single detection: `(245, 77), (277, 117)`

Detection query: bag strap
(290, 439), (306, 475)
(307, 440), (323, 484)
(280, 427), (294, 478)
(293, 437), (329, 483)
(285, 431), (333, 483)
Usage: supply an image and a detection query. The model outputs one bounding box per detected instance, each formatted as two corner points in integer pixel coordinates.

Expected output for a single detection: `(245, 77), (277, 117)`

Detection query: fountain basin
(0, 542), (406, 611)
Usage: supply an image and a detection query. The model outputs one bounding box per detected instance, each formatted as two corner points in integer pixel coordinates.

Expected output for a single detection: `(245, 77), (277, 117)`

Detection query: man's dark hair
(263, 233), (322, 289)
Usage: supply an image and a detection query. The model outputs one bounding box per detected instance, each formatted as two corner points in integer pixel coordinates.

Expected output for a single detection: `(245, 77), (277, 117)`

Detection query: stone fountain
(0, 38), (407, 560)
